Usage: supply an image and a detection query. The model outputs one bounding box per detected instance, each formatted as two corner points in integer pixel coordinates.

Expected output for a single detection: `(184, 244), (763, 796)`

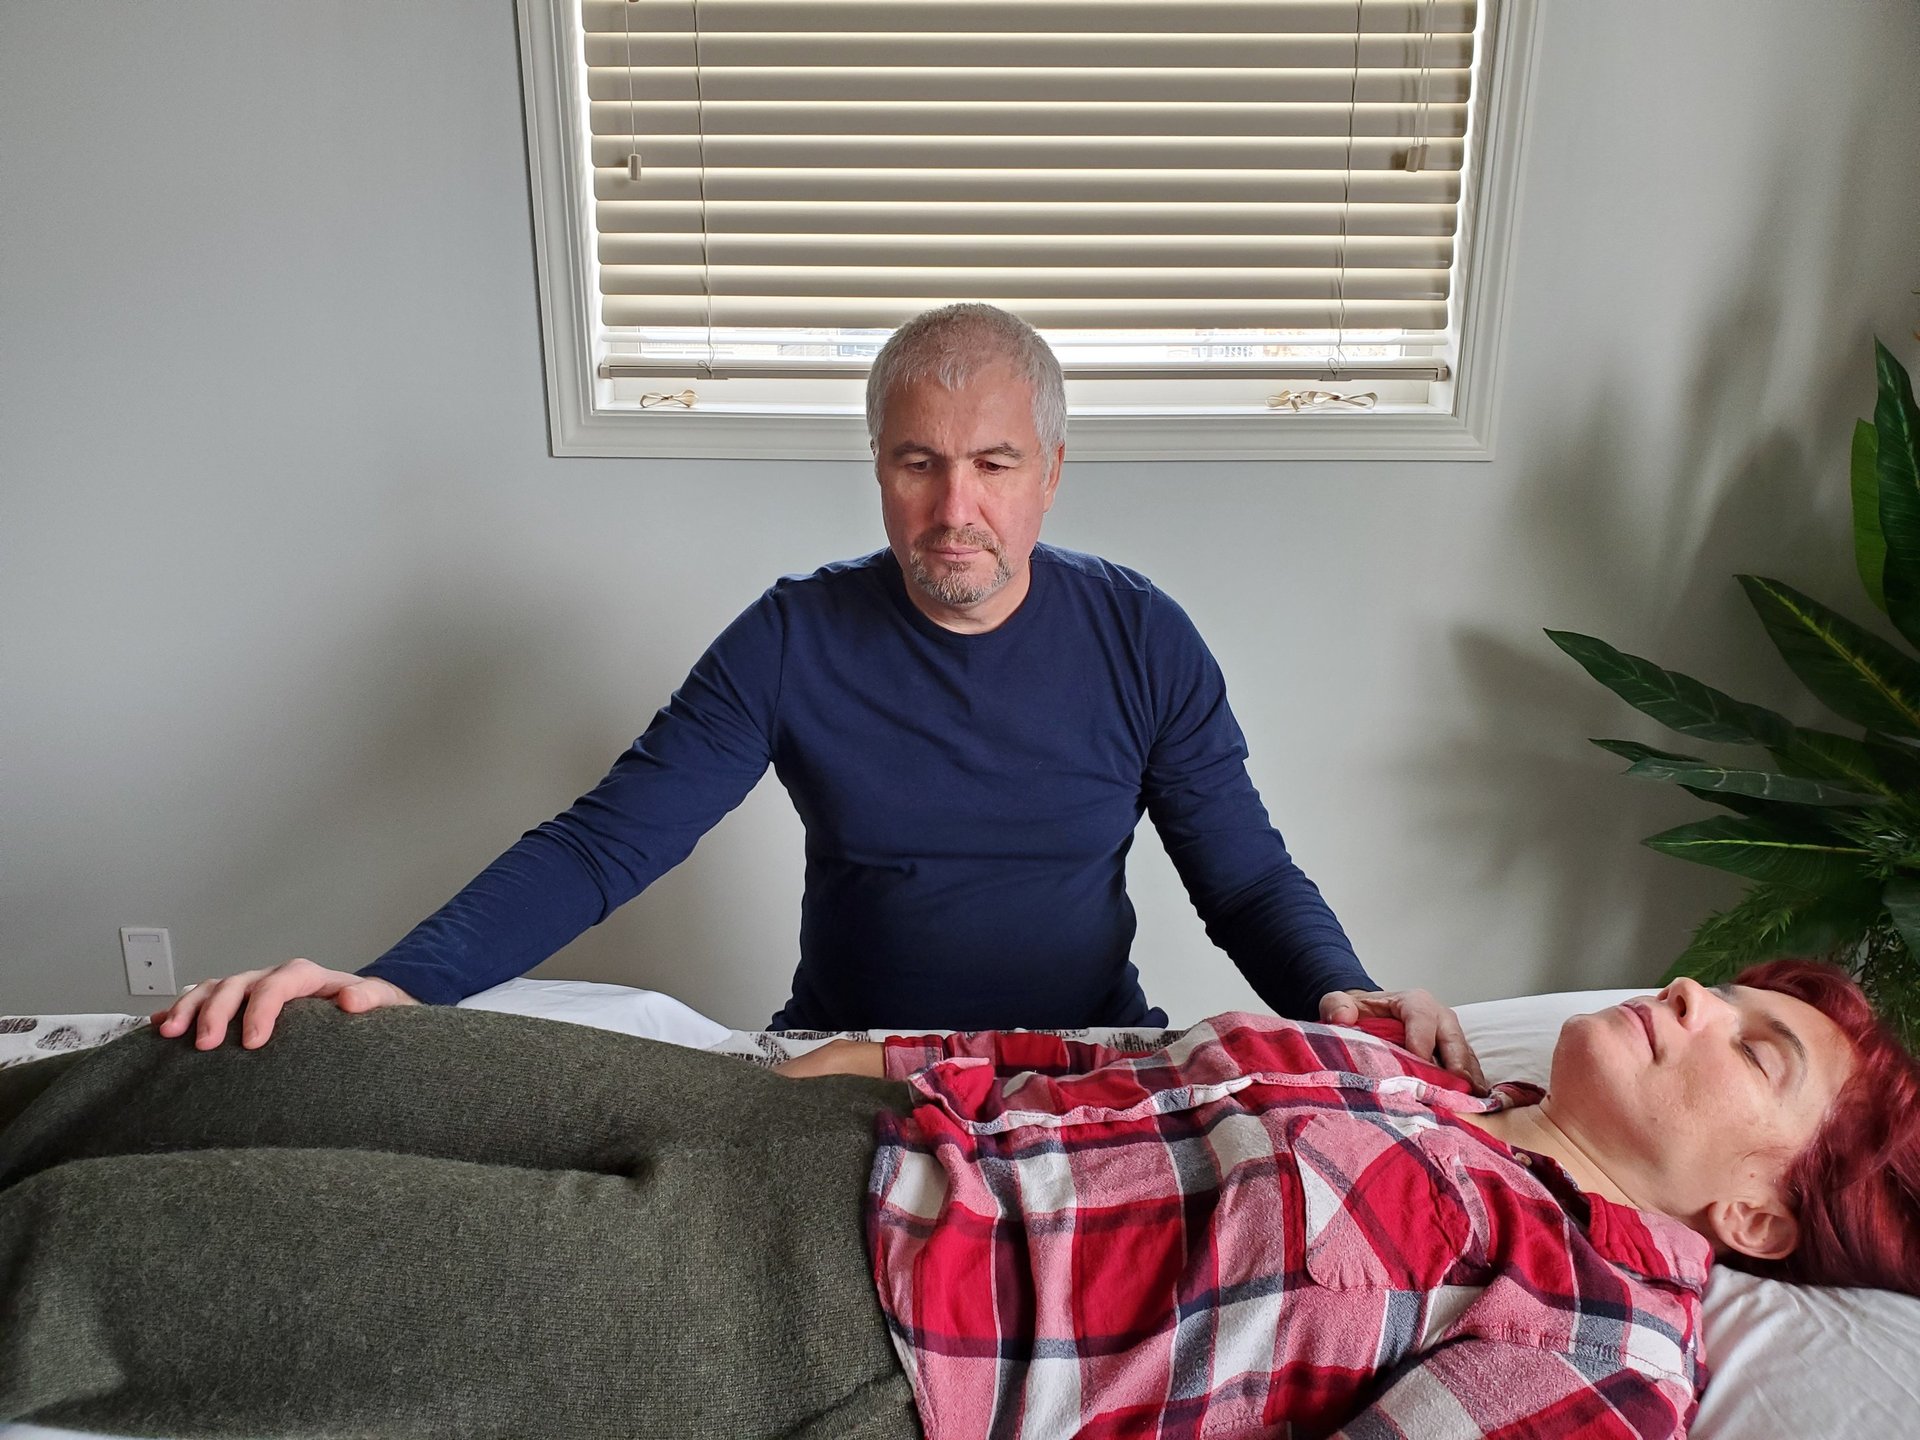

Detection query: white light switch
(120, 927), (177, 995)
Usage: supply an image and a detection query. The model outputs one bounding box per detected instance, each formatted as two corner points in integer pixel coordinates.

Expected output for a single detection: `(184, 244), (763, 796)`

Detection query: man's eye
(1741, 1040), (1767, 1076)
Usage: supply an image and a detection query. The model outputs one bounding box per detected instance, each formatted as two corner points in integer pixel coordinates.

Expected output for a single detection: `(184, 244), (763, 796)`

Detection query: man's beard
(907, 526), (1012, 607)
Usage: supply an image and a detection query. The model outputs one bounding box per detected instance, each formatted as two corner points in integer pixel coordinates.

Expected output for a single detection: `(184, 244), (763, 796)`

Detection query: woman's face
(1546, 977), (1854, 1247)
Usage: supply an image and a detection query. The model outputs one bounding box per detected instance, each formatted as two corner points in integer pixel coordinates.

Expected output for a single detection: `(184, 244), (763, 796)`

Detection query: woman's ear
(1705, 1195), (1800, 1262)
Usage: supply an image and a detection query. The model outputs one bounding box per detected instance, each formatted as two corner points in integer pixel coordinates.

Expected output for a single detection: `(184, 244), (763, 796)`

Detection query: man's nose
(930, 467), (984, 527)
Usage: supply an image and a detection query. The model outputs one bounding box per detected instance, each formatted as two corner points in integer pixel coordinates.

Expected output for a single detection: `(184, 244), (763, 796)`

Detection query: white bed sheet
(3, 981), (1915, 1439)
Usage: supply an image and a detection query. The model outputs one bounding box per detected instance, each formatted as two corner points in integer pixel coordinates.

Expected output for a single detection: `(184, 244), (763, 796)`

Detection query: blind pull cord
(693, 0), (714, 377)
(1329, 0), (1363, 381)
(622, 0), (642, 181)
(1404, 0), (1437, 173)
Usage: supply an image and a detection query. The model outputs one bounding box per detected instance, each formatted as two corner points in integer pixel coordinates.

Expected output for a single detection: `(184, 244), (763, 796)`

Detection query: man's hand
(1319, 988), (1488, 1093)
(150, 958), (418, 1051)
(773, 1038), (887, 1079)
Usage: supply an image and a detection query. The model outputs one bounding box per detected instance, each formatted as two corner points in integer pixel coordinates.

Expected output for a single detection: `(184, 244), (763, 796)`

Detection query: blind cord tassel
(638, 389), (699, 409)
(1267, 389), (1378, 413)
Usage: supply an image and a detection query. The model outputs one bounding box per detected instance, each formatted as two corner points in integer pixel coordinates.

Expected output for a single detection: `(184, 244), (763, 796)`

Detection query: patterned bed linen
(0, 1011), (1182, 1072)
(0, 1013), (148, 1067)
(711, 1022), (1182, 1067)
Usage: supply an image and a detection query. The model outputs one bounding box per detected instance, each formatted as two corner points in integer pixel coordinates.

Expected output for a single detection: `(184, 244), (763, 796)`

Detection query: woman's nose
(1662, 975), (1728, 1031)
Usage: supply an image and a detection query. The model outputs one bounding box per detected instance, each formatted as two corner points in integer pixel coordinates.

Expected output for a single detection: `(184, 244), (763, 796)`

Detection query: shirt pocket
(1290, 1114), (1472, 1292)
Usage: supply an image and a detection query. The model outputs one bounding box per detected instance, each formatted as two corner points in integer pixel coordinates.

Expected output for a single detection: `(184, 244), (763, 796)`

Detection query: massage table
(3, 980), (1915, 1438)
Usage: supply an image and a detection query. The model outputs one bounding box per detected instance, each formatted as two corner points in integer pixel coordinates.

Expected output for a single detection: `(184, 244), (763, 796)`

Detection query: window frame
(515, 0), (1538, 462)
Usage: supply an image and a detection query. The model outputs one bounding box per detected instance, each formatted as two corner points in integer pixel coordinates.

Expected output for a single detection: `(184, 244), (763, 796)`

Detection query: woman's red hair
(1728, 958), (1920, 1294)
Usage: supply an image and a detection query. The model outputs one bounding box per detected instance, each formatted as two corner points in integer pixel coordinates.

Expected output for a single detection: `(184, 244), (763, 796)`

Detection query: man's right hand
(150, 958), (418, 1050)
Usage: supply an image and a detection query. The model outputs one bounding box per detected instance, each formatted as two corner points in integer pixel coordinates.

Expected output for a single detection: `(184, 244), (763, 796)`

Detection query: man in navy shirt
(154, 304), (1483, 1084)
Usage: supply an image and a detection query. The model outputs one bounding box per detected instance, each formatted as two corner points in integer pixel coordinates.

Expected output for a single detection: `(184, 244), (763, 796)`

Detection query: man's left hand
(1318, 988), (1488, 1093)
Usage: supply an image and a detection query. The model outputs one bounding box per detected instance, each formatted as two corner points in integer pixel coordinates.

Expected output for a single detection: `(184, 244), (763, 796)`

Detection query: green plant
(1547, 340), (1920, 1048)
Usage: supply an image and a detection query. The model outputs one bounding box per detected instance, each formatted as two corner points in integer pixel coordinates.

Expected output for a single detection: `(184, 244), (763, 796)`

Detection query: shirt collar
(1581, 1191), (1715, 1289)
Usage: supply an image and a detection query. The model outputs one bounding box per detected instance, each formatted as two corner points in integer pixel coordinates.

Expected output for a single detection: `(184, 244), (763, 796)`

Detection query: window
(517, 0), (1537, 460)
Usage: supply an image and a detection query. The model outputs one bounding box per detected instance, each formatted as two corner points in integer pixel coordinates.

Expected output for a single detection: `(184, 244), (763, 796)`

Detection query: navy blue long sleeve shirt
(358, 545), (1373, 1028)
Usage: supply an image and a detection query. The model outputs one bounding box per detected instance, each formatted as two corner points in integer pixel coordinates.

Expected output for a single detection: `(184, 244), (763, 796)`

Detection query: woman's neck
(1471, 1101), (1642, 1210)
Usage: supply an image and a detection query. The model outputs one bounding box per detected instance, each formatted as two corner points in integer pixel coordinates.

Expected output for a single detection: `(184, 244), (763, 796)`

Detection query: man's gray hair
(865, 303), (1068, 455)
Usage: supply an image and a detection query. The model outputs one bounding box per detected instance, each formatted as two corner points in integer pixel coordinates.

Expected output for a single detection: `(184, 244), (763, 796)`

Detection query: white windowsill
(543, 406), (1495, 462)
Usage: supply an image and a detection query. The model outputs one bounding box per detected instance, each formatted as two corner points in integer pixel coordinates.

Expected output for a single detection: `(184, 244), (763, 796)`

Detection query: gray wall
(5, 2), (1920, 1024)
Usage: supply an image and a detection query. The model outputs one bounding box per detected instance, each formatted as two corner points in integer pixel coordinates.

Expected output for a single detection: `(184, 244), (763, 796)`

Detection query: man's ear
(1042, 444), (1065, 509)
(1704, 1195), (1800, 1262)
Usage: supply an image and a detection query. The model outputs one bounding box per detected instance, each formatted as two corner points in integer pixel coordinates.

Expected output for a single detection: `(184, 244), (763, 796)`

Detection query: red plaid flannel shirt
(866, 1012), (1711, 1439)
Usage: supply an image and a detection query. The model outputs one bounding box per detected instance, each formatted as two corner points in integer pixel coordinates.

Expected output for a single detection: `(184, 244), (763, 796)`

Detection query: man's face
(873, 364), (1063, 633)
(1548, 978), (1853, 1241)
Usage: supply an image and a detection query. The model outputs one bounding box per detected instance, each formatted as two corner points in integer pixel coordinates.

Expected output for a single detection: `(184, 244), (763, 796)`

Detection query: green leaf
(1620, 759), (1881, 807)
(1857, 927), (1920, 1052)
(1590, 738), (1703, 765)
(1781, 882), (1884, 954)
(1874, 340), (1920, 647)
(1643, 814), (1874, 889)
(1666, 892), (1800, 986)
(1880, 874), (1920, 960)
(1863, 733), (1920, 792)
(1854, 419), (1886, 612)
(1587, 740), (1846, 818)
(1546, 630), (1794, 746)
(1663, 881), (1881, 985)
(1737, 575), (1920, 739)
(1771, 728), (1911, 801)
(1678, 787), (1830, 823)
(1589, 723), (1918, 807)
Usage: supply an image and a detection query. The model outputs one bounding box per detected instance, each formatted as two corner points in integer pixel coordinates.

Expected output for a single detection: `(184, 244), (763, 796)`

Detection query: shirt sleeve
(881, 1029), (1134, 1081)
(1137, 589), (1377, 1021)
(356, 592), (785, 1005)
(1328, 1338), (1691, 1440)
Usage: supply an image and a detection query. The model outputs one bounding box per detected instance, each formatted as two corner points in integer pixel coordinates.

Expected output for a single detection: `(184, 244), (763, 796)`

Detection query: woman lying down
(1, 962), (1916, 1440)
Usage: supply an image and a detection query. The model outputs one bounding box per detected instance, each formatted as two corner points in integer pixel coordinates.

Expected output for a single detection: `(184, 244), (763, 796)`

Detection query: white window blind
(581, 0), (1477, 388)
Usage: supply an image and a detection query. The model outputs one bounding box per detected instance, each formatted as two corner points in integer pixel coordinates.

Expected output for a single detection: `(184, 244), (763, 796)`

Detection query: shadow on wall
(162, 585), (784, 1012)
(1422, 122), (1895, 992)
(543, 775), (805, 1027)
(172, 579), (810, 1029)
(162, 594), (611, 971)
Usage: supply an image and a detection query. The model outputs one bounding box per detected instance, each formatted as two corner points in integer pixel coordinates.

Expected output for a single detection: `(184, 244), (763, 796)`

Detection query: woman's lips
(1624, 1002), (1658, 1055)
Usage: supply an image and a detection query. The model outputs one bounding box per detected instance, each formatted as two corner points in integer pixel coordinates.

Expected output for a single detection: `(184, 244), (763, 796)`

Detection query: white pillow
(456, 977), (732, 1049)
(1455, 987), (1642, 1087)
(1697, 1268), (1920, 1433)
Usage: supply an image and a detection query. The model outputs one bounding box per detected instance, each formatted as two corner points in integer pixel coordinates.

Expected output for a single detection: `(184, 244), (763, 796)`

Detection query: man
(152, 304), (1480, 1082)
(3, 963), (1915, 1438)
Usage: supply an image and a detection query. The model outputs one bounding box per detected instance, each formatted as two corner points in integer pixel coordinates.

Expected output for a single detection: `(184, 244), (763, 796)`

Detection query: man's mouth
(917, 535), (999, 569)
